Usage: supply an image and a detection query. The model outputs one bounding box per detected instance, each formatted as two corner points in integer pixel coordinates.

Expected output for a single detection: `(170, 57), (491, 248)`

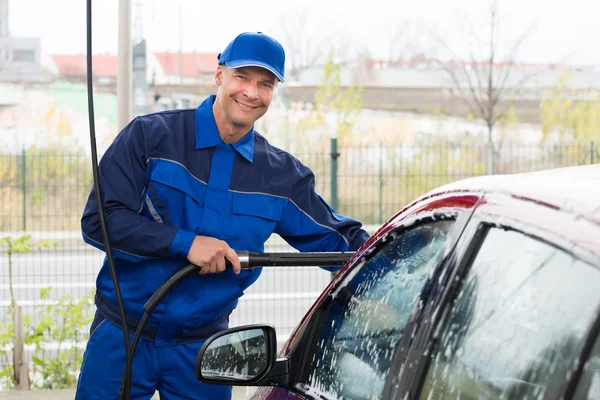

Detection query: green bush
(0, 234), (95, 390)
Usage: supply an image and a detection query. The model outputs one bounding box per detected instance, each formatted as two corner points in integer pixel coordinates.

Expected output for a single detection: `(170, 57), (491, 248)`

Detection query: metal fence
(0, 141), (598, 389)
(1, 141), (598, 231)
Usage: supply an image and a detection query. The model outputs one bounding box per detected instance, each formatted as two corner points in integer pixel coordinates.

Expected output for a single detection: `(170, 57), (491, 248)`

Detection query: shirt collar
(195, 94), (254, 163)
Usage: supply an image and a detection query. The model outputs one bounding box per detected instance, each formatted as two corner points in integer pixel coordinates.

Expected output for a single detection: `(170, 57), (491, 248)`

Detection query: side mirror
(195, 324), (278, 385)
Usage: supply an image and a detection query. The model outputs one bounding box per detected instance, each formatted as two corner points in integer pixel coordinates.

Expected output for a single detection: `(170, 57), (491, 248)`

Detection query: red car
(195, 165), (600, 400)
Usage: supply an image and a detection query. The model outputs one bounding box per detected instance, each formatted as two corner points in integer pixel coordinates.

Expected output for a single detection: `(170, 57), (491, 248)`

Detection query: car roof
(420, 164), (600, 224)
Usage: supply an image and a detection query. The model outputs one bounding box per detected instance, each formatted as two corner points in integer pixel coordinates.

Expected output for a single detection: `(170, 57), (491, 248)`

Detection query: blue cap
(217, 32), (285, 82)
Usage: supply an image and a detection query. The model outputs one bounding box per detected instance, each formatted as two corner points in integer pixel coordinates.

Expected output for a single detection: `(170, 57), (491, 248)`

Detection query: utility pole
(118, 0), (132, 130)
(133, 0), (143, 41)
(132, 0), (149, 117)
(178, 0), (183, 85)
(0, 0), (9, 37)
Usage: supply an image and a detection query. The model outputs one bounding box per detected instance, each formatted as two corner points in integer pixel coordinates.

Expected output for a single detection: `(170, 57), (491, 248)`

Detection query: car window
(296, 219), (456, 400)
(573, 333), (600, 399)
(419, 227), (600, 400)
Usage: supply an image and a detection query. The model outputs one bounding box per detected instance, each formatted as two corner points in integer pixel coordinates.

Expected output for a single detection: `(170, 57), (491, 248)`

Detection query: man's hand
(187, 236), (241, 275)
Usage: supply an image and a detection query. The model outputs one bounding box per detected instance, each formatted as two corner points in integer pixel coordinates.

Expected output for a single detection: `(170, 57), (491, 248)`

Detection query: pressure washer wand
(236, 251), (356, 268)
(144, 251), (355, 314)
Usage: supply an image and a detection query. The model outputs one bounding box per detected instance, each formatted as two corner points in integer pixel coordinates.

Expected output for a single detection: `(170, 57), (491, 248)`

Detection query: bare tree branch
(388, 22), (410, 63)
(431, 0), (546, 174)
(464, 17), (484, 59)
(491, 68), (542, 126)
(373, 18), (436, 65)
(433, 32), (487, 120)
(276, 9), (331, 79)
(439, 62), (485, 120)
(463, 64), (489, 120)
(435, 0), (537, 138)
(464, 43), (487, 100)
(491, 21), (536, 100)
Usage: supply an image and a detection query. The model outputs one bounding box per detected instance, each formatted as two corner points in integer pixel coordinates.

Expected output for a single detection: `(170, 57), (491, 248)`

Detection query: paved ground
(0, 386), (248, 399)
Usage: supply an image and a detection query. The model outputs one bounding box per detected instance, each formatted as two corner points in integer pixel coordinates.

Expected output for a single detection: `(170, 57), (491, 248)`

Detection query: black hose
(86, 2), (132, 399)
(120, 263), (197, 397)
(144, 264), (199, 313)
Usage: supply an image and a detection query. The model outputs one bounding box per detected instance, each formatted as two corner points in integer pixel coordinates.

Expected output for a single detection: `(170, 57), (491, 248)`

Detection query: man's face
(214, 65), (278, 130)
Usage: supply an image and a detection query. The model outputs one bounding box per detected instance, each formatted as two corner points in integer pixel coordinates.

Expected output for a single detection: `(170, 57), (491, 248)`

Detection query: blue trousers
(75, 318), (232, 400)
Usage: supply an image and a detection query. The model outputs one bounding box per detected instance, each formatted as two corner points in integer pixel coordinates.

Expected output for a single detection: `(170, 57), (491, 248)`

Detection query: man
(75, 32), (369, 399)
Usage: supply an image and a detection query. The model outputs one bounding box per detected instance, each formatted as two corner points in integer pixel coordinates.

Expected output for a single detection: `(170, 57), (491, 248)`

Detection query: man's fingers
(225, 247), (241, 275)
(216, 255), (226, 273)
(210, 257), (221, 274)
(188, 237), (239, 275)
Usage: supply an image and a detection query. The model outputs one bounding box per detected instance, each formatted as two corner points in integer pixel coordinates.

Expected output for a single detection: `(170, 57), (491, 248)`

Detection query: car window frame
(392, 195), (600, 400)
(570, 322), (600, 399)
(286, 209), (473, 400)
(565, 284), (600, 399)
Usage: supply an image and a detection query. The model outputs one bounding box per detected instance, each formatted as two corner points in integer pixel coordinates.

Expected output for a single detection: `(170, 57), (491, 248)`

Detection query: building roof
(50, 54), (117, 78)
(48, 52), (600, 92)
(294, 64), (600, 91)
(154, 52), (218, 77)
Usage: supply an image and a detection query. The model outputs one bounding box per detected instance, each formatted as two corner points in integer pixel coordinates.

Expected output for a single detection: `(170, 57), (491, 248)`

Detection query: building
(151, 51), (218, 86)
(0, 0), (45, 83)
(44, 46), (600, 123)
(49, 54), (118, 86)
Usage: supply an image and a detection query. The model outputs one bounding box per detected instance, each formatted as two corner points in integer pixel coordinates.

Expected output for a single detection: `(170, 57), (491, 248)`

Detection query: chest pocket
(225, 191), (288, 250)
(146, 161), (206, 233)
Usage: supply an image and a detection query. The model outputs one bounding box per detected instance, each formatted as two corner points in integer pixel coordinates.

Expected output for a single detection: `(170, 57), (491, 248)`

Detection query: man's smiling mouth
(235, 100), (258, 110)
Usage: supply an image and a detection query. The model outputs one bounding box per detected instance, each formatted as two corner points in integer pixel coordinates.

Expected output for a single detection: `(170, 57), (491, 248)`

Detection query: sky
(7, 0), (600, 66)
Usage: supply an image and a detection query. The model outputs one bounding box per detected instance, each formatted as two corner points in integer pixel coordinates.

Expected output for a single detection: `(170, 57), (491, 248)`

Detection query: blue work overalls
(75, 95), (370, 399)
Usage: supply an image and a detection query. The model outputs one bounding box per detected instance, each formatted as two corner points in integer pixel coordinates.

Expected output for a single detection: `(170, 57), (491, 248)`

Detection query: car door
(280, 206), (472, 400)
(392, 193), (600, 400)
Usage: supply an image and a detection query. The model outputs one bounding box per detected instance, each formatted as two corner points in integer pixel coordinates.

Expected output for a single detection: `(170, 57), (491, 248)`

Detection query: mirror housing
(195, 324), (289, 387)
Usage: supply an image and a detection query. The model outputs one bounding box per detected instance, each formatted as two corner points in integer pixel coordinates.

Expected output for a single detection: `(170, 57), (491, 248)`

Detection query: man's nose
(243, 83), (259, 100)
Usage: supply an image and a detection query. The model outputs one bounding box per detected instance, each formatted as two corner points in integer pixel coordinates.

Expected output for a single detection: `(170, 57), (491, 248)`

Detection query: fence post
(330, 138), (339, 211)
(591, 142), (596, 165)
(486, 141), (495, 175)
(13, 304), (30, 390)
(21, 147), (26, 231)
(329, 138), (339, 281)
(379, 145), (383, 225)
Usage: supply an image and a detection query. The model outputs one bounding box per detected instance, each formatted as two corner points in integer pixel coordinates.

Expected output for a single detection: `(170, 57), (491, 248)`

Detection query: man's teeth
(237, 101), (253, 110)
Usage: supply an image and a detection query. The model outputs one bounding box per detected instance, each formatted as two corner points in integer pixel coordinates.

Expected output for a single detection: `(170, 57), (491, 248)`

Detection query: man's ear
(215, 66), (224, 86)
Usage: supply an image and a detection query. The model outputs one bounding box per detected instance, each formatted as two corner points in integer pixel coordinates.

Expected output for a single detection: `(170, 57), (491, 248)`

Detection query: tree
(296, 51), (363, 151)
(274, 8), (353, 81)
(434, 0), (537, 174)
(540, 70), (600, 144)
(371, 18), (435, 66)
(538, 71), (600, 166)
(281, 52), (363, 221)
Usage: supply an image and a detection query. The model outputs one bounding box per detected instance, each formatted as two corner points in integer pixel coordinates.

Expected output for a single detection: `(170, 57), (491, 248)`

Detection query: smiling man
(75, 32), (369, 399)
(213, 32), (283, 143)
